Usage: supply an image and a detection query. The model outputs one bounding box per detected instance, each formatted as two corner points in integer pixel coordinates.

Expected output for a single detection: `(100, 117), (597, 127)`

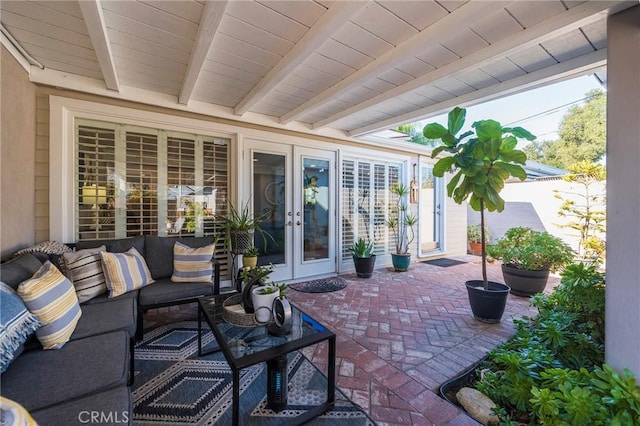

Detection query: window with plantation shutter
(126, 132), (158, 237)
(341, 158), (402, 261)
(75, 119), (230, 278)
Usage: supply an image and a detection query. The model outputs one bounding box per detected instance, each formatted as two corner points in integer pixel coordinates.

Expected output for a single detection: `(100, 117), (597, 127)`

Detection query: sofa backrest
(144, 235), (216, 279)
(76, 236), (145, 257)
(0, 254), (44, 290)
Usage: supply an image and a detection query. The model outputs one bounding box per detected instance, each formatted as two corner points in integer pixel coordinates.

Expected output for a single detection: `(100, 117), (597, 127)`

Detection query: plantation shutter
(341, 160), (355, 261)
(340, 158), (403, 262)
(75, 119), (231, 279)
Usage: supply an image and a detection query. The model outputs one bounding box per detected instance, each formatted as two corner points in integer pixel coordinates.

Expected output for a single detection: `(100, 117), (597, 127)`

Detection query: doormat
(133, 321), (375, 425)
(422, 258), (467, 267)
(288, 277), (347, 293)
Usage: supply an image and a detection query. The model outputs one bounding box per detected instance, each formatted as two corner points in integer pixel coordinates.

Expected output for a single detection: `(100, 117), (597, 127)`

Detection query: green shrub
(474, 263), (639, 424)
(487, 227), (574, 272)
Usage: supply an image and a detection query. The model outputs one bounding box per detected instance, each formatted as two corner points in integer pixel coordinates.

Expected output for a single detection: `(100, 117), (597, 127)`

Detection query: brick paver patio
(146, 256), (559, 425)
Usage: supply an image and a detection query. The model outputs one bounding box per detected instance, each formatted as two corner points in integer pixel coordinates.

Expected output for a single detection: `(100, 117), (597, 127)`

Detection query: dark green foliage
(474, 263), (639, 424)
(349, 237), (374, 258)
(487, 227), (575, 272)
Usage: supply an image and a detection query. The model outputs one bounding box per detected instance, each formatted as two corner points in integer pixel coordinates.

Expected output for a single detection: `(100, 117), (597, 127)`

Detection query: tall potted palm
(386, 182), (418, 271)
(424, 107), (535, 323)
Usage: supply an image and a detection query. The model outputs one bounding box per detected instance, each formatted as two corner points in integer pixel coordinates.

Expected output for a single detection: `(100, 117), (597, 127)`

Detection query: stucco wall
(1, 46), (37, 258)
(606, 5), (640, 377)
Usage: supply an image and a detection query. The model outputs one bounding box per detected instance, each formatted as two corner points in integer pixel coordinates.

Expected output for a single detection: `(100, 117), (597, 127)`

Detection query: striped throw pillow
(100, 248), (154, 297)
(63, 246), (107, 303)
(17, 262), (82, 350)
(0, 397), (37, 426)
(171, 241), (215, 283)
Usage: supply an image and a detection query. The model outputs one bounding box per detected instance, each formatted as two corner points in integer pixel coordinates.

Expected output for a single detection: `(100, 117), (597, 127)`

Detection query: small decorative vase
(242, 255), (258, 269)
(251, 287), (279, 323)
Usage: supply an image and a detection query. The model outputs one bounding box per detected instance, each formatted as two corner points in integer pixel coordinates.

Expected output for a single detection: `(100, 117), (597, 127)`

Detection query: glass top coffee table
(198, 294), (336, 426)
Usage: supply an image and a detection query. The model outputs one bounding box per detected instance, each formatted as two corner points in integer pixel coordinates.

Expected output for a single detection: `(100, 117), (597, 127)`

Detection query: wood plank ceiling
(1, 1), (634, 140)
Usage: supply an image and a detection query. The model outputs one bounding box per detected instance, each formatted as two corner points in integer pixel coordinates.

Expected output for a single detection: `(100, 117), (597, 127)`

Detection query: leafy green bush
(474, 263), (640, 424)
(487, 226), (574, 272)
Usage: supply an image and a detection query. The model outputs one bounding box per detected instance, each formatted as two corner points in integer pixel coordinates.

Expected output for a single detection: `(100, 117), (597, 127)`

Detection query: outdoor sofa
(0, 235), (221, 424)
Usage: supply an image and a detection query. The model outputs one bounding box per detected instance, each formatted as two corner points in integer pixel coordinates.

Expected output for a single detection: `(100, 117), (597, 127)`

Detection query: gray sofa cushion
(71, 297), (137, 339)
(76, 236), (145, 257)
(0, 254), (43, 290)
(31, 386), (131, 426)
(1, 331), (129, 411)
(139, 278), (213, 306)
(81, 289), (139, 305)
(144, 235), (215, 279)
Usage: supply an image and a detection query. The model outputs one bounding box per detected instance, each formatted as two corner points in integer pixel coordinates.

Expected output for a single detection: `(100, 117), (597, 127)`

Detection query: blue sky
(422, 74), (603, 145)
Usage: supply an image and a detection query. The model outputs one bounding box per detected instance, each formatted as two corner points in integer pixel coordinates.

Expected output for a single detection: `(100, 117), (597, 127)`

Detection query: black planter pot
(501, 264), (550, 297)
(439, 358), (485, 404)
(465, 280), (510, 324)
(353, 255), (376, 278)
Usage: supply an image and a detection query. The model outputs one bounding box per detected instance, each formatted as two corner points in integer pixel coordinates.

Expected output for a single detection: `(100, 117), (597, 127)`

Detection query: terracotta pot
(468, 241), (484, 256)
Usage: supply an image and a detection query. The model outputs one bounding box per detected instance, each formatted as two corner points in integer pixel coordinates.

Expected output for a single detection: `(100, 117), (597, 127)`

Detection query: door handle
(287, 221), (293, 226)
(296, 221), (301, 226)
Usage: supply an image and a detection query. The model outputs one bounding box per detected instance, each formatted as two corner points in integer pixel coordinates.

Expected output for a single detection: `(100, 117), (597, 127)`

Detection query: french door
(418, 157), (444, 256)
(244, 140), (336, 281)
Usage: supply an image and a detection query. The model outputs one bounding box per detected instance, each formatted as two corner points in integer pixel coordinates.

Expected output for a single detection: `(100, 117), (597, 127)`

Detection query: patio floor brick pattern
(145, 256), (559, 425)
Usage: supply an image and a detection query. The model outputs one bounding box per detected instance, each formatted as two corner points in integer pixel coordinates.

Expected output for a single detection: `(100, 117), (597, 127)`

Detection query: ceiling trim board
(313, 0), (614, 129)
(78, 0), (119, 91)
(278, 1), (510, 124)
(233, 1), (365, 115)
(179, 0), (228, 105)
(348, 49), (607, 137)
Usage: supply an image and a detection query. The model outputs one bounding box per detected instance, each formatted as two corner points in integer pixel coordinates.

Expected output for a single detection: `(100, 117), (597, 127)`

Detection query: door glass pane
(253, 152), (286, 266)
(302, 158), (330, 261)
(420, 165), (439, 252)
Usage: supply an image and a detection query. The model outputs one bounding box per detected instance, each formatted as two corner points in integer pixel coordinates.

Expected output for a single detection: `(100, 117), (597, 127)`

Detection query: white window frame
(49, 96), (238, 242)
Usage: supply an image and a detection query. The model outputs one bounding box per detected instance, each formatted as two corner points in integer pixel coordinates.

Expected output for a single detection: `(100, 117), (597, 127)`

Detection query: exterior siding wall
(443, 184), (467, 256)
(12, 85), (467, 266)
(35, 92), (50, 243)
(1, 47), (37, 258)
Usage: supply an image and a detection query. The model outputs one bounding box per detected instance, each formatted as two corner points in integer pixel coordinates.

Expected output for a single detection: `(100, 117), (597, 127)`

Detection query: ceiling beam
(278, 1), (511, 124)
(348, 49), (607, 137)
(179, 1), (228, 105)
(233, 1), (366, 116)
(78, 0), (119, 91)
(313, 0), (614, 130)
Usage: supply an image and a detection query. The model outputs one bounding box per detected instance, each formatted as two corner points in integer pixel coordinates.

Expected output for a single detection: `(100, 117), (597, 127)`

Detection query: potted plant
(424, 106), (535, 323)
(239, 264), (274, 313)
(487, 227), (574, 296)
(242, 245), (260, 269)
(349, 237), (376, 278)
(386, 182), (418, 271)
(467, 224), (490, 256)
(219, 200), (273, 254)
(251, 283), (284, 323)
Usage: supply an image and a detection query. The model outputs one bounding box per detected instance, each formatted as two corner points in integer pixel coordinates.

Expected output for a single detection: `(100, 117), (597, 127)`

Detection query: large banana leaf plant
(423, 107), (535, 290)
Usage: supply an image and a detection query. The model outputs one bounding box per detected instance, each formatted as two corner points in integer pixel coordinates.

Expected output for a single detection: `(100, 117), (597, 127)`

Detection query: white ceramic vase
(251, 287), (279, 323)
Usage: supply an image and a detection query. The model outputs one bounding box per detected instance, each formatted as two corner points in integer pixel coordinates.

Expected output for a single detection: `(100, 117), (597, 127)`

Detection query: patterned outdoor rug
(288, 277), (347, 293)
(133, 321), (374, 425)
(422, 258), (468, 267)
